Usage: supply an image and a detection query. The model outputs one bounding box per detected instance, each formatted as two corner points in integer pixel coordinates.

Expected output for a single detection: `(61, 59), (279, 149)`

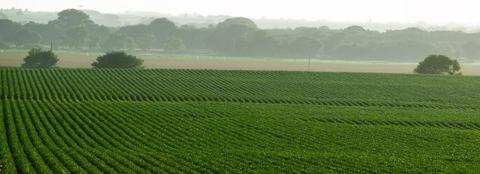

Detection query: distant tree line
(3, 9), (480, 62)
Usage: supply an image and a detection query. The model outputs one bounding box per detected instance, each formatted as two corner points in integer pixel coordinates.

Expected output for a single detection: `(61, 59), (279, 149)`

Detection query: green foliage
(7, 10), (480, 61)
(100, 33), (135, 51)
(210, 17), (263, 55)
(118, 24), (153, 50)
(21, 48), (58, 68)
(92, 51), (143, 69)
(0, 12), (7, 19)
(289, 37), (321, 58)
(414, 55), (461, 75)
(149, 18), (178, 48)
(164, 37), (185, 53)
(217, 17), (258, 29)
(54, 9), (93, 27)
(1, 69), (480, 173)
(54, 9), (93, 49)
(3, 69), (480, 106)
(45, 9), (107, 50)
(149, 18), (177, 35)
(13, 29), (41, 48)
(0, 19), (23, 44)
(63, 26), (87, 49)
(344, 25), (367, 32)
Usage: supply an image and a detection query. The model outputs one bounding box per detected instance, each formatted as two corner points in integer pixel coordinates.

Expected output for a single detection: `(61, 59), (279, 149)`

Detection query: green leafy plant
(92, 51), (143, 69)
(21, 48), (58, 68)
(414, 55), (461, 75)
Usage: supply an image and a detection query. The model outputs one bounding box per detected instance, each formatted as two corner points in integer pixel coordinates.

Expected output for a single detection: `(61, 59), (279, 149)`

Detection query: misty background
(3, 0), (480, 68)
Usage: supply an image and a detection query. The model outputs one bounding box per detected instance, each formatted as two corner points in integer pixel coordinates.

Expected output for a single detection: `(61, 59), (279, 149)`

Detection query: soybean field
(1, 68), (480, 173)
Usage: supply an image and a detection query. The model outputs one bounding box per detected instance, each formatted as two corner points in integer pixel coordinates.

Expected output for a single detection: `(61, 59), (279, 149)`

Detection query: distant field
(1, 68), (480, 173)
(5, 49), (480, 75)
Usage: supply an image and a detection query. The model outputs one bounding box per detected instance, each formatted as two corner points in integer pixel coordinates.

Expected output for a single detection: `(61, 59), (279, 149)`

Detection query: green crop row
(1, 68), (480, 173)
(1, 99), (480, 173)
(1, 68), (480, 109)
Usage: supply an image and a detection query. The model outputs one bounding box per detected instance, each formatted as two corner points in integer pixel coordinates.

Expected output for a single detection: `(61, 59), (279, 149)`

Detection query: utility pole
(50, 40), (53, 51)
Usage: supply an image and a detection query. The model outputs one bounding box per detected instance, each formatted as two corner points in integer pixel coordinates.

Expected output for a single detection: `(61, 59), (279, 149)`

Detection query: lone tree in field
(92, 51), (143, 68)
(414, 55), (461, 75)
(22, 48), (59, 68)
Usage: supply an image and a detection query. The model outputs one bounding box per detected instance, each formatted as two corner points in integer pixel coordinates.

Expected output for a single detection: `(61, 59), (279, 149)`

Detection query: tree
(148, 18), (177, 48)
(22, 48), (59, 68)
(149, 18), (177, 36)
(240, 30), (277, 57)
(289, 37), (321, 58)
(209, 17), (259, 55)
(24, 21), (52, 43)
(48, 9), (97, 49)
(14, 29), (41, 47)
(414, 55), (461, 75)
(217, 17), (258, 29)
(92, 51), (143, 69)
(118, 24), (154, 50)
(100, 33), (135, 51)
(53, 9), (93, 27)
(177, 25), (214, 52)
(0, 19), (23, 43)
(0, 13), (7, 19)
(64, 26), (87, 49)
(164, 37), (185, 53)
(344, 25), (366, 33)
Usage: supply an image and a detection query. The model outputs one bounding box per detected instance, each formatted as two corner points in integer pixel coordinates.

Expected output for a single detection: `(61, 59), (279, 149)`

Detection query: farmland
(0, 49), (443, 74)
(1, 68), (480, 173)
(3, 49), (480, 75)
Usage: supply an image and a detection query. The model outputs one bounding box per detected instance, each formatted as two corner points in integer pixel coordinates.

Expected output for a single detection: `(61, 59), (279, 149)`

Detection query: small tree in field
(92, 51), (143, 68)
(414, 55), (461, 75)
(22, 48), (59, 68)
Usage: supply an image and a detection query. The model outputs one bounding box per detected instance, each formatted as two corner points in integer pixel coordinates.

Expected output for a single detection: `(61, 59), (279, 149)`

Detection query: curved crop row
(1, 99), (479, 173)
(1, 68), (479, 109)
(300, 117), (480, 130)
(1, 68), (480, 173)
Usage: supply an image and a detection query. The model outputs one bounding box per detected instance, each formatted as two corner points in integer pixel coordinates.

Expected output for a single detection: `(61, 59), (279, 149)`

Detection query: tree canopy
(21, 48), (58, 68)
(164, 37), (185, 53)
(0, 13), (7, 19)
(5, 9), (480, 62)
(209, 17), (262, 55)
(53, 9), (93, 27)
(92, 51), (143, 69)
(414, 55), (461, 75)
(46, 9), (108, 50)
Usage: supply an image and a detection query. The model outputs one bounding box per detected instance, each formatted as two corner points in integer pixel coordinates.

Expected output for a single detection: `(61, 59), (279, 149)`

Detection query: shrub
(92, 51), (143, 69)
(21, 48), (58, 68)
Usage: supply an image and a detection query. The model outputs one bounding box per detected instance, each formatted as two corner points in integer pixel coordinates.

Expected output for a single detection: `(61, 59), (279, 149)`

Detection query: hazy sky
(3, 0), (480, 25)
